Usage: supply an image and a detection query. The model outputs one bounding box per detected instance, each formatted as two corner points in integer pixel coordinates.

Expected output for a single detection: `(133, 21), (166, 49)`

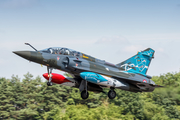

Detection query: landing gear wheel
(108, 90), (116, 99)
(81, 90), (89, 99)
(47, 82), (52, 86)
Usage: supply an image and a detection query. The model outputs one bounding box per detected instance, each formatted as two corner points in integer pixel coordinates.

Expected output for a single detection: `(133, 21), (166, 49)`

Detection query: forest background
(1, 1), (180, 119)
(0, 72), (180, 120)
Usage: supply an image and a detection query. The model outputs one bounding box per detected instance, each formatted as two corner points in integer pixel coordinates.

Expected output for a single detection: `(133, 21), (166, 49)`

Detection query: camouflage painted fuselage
(13, 48), (159, 93)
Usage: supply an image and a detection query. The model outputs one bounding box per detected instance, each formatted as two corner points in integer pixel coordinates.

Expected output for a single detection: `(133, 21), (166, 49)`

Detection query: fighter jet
(13, 43), (162, 99)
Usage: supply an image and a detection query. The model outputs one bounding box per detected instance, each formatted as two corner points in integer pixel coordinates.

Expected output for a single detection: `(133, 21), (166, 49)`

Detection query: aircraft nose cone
(13, 51), (39, 62)
(13, 50), (43, 64)
(13, 51), (31, 60)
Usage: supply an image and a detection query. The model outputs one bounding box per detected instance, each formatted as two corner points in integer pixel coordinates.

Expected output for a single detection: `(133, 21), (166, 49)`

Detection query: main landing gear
(79, 80), (116, 100)
(47, 67), (53, 86)
(81, 90), (89, 99)
(79, 80), (89, 99)
(108, 88), (116, 99)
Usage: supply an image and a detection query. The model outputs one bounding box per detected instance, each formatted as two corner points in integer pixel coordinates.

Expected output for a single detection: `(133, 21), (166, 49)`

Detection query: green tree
(0, 78), (15, 119)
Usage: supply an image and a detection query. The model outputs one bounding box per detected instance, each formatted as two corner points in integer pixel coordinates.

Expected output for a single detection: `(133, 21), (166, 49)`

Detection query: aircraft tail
(116, 48), (155, 75)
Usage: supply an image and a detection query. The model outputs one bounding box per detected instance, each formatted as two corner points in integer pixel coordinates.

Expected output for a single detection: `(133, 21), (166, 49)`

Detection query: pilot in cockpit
(64, 49), (70, 55)
(59, 48), (64, 54)
(48, 48), (54, 54)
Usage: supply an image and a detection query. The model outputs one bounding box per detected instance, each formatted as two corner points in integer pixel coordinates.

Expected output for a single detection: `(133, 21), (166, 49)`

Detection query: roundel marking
(143, 79), (147, 83)
(57, 56), (60, 61)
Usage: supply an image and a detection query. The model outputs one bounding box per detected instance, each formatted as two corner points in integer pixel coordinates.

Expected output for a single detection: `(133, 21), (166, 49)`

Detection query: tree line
(0, 72), (180, 120)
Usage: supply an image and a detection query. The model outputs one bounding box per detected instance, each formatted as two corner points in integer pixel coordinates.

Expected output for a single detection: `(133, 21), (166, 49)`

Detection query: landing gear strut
(47, 67), (53, 86)
(108, 89), (116, 99)
(79, 80), (89, 99)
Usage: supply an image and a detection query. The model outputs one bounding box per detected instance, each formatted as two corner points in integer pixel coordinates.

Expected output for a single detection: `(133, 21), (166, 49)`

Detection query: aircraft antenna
(25, 43), (38, 51)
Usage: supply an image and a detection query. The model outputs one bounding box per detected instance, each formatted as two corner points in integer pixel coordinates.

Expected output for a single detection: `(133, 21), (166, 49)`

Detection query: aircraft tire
(47, 82), (52, 86)
(108, 90), (116, 99)
(81, 90), (89, 99)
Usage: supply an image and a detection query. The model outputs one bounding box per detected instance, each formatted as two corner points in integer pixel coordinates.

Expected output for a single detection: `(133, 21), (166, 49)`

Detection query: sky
(0, 0), (180, 80)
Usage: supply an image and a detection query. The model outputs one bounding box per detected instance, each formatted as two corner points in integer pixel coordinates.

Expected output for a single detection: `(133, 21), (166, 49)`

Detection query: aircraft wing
(73, 66), (148, 86)
(134, 82), (164, 92)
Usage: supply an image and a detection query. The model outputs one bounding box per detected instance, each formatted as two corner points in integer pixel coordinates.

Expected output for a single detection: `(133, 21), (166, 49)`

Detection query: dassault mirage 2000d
(13, 43), (163, 99)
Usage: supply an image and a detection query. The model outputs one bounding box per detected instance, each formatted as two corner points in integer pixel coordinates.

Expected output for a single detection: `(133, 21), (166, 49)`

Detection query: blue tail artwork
(116, 48), (155, 75)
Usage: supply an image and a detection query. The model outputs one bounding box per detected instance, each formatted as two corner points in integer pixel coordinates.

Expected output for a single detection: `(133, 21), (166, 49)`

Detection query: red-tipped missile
(43, 73), (71, 84)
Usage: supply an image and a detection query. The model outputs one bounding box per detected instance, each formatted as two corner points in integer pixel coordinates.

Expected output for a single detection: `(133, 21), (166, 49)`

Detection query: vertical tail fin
(116, 48), (155, 74)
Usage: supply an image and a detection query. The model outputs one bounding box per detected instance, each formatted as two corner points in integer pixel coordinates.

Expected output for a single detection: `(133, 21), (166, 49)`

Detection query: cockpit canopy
(40, 47), (114, 66)
(40, 47), (82, 57)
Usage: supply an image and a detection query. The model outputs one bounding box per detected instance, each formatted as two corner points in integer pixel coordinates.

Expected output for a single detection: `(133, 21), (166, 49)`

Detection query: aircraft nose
(13, 51), (38, 61)
(13, 51), (31, 60)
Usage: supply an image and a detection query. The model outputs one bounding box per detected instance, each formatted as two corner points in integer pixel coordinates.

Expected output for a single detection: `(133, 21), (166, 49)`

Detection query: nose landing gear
(47, 67), (53, 86)
(47, 81), (53, 86)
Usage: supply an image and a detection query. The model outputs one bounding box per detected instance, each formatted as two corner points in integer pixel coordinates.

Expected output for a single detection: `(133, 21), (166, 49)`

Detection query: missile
(43, 73), (73, 85)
